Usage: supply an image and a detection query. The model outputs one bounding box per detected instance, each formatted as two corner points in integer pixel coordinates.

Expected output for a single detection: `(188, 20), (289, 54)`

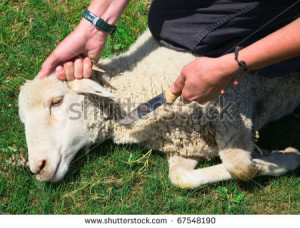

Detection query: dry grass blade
(62, 177), (126, 198)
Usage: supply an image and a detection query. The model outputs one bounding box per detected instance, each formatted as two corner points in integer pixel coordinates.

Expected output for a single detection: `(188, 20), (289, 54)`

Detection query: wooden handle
(164, 88), (180, 104)
(92, 64), (105, 72)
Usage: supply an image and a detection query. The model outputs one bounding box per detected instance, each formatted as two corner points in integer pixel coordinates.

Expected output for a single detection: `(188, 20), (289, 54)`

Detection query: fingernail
(56, 66), (64, 74)
(84, 57), (90, 63)
(37, 72), (43, 78)
(170, 84), (175, 92)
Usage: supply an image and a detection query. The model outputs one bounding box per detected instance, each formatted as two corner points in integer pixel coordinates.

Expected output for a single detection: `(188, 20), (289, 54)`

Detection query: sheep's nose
(31, 159), (47, 175)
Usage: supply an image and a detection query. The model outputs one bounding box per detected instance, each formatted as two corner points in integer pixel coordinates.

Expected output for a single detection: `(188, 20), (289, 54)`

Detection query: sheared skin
(19, 29), (300, 187)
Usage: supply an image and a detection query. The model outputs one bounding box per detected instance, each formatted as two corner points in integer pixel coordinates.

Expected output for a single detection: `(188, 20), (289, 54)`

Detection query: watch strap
(83, 9), (117, 35)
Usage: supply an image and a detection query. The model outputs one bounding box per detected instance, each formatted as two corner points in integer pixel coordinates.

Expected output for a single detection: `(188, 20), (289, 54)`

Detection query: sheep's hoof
(281, 147), (300, 154)
(273, 147), (300, 170)
(228, 163), (258, 181)
(169, 168), (198, 189)
(253, 147), (300, 176)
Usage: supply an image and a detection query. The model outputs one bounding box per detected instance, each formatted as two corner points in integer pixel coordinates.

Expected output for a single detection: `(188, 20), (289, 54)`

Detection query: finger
(180, 95), (190, 104)
(181, 90), (195, 104)
(171, 72), (186, 95)
(38, 51), (63, 78)
(180, 89), (194, 103)
(74, 57), (83, 79)
(195, 95), (217, 104)
(38, 33), (84, 78)
(210, 95), (220, 102)
(64, 61), (75, 81)
(55, 65), (66, 81)
(194, 98), (207, 105)
(83, 57), (92, 78)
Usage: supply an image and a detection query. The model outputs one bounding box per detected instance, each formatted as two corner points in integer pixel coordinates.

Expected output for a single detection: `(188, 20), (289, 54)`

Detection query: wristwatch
(82, 9), (117, 35)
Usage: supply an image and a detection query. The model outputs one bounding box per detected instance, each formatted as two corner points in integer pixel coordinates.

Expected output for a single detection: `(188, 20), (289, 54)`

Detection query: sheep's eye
(50, 97), (63, 107)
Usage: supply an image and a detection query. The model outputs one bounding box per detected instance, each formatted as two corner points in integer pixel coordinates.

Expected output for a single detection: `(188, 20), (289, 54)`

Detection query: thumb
(170, 72), (185, 95)
(37, 52), (62, 78)
(37, 34), (79, 78)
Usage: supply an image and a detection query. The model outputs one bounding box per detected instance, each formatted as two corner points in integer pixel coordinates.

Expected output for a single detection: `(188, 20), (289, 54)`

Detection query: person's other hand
(171, 55), (241, 104)
(37, 19), (107, 81)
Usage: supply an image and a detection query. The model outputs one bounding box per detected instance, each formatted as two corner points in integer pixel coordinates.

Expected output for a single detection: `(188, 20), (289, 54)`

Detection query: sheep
(18, 29), (300, 188)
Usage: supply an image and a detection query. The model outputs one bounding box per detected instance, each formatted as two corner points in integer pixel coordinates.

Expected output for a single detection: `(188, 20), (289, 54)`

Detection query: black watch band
(82, 9), (117, 35)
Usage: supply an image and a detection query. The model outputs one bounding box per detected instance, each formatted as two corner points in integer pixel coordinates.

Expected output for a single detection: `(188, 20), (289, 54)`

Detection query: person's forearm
(240, 18), (300, 71)
(88, 0), (130, 25)
(38, 0), (130, 79)
(171, 18), (300, 103)
(221, 18), (300, 76)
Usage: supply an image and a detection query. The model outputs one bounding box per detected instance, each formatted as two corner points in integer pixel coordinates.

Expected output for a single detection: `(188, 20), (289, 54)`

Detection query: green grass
(0, 0), (299, 214)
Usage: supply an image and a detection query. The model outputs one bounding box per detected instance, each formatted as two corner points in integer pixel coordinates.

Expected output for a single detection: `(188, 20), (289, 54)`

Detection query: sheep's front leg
(253, 147), (300, 176)
(168, 155), (233, 189)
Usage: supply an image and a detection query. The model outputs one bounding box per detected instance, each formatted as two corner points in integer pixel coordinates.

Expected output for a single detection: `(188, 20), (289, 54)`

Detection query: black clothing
(148, 0), (300, 77)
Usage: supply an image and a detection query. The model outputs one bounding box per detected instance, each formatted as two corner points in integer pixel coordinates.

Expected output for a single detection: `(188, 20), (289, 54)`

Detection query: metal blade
(119, 93), (166, 125)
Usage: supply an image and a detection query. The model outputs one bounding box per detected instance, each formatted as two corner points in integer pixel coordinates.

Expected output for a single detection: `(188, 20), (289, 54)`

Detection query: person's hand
(171, 54), (241, 104)
(37, 19), (108, 80)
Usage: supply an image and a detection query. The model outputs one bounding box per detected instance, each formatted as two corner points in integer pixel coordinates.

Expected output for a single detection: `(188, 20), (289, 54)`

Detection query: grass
(0, 0), (299, 214)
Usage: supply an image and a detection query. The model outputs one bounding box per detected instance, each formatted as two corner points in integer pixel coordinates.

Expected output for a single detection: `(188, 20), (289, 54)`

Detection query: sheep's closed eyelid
(50, 97), (63, 107)
(49, 96), (64, 116)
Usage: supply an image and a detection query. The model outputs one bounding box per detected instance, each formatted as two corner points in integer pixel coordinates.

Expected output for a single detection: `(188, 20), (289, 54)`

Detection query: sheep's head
(18, 74), (114, 182)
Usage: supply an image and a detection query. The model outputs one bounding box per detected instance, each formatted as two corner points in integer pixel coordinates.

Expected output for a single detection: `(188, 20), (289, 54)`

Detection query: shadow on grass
(257, 105), (300, 151)
(234, 105), (300, 191)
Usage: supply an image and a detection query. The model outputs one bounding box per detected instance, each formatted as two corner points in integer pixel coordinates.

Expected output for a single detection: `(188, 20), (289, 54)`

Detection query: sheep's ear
(68, 79), (115, 98)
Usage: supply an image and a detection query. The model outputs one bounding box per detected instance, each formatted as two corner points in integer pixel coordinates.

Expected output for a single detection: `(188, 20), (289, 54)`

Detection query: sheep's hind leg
(217, 127), (258, 181)
(253, 147), (300, 176)
(168, 155), (233, 189)
(219, 147), (258, 181)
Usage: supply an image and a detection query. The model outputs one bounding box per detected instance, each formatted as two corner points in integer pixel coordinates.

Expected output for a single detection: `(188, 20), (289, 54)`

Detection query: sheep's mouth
(51, 154), (62, 180)
(36, 155), (62, 182)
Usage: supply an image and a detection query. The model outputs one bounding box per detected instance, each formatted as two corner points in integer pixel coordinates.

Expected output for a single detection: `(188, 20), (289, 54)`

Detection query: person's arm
(171, 17), (300, 104)
(38, 0), (130, 81)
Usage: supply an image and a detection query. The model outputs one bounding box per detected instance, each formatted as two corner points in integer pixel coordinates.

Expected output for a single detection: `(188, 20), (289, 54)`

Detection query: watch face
(83, 10), (94, 22)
